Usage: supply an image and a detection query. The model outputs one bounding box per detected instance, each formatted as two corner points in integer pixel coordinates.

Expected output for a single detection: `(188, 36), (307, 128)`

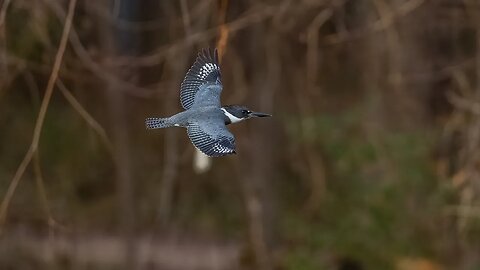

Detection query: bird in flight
(145, 48), (271, 157)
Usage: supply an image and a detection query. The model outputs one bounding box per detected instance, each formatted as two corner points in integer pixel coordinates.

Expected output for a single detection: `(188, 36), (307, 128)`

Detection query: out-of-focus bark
(0, 0), (9, 87)
(235, 20), (278, 270)
(452, 1), (480, 267)
(99, 1), (137, 269)
(156, 1), (190, 228)
(302, 9), (331, 214)
(360, 0), (393, 178)
(157, 51), (180, 227)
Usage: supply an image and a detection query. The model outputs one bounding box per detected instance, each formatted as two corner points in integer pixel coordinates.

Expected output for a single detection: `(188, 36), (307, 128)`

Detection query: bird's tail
(145, 117), (172, 129)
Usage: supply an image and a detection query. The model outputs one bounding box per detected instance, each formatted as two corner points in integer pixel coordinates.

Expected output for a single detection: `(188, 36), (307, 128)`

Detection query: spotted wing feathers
(187, 123), (235, 157)
(180, 48), (222, 109)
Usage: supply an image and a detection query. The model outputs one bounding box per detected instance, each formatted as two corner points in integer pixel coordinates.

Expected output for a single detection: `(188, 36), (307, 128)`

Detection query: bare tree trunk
(99, 1), (137, 269)
(235, 27), (278, 270)
(156, 1), (188, 228)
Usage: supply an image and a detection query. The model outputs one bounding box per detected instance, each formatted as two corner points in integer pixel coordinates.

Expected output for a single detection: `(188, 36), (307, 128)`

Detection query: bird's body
(147, 106), (226, 128)
(146, 48), (271, 157)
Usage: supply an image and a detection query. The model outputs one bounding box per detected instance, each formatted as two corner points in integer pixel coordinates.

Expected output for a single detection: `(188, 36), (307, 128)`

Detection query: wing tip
(190, 135), (236, 157)
(198, 47), (219, 64)
(180, 47), (222, 109)
(195, 147), (236, 157)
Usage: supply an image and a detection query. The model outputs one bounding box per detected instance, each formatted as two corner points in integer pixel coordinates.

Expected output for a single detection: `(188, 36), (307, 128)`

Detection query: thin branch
(42, 0), (157, 98)
(108, 4), (277, 67)
(0, 0), (12, 29)
(180, 0), (192, 36)
(85, 0), (213, 32)
(322, 0), (425, 45)
(33, 150), (64, 233)
(0, 0), (78, 229)
(56, 80), (114, 155)
(216, 0), (229, 59)
(306, 9), (332, 91)
(24, 70), (61, 232)
(0, 0), (12, 87)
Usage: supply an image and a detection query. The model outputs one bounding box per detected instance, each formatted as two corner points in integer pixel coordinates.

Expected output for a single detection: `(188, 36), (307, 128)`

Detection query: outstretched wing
(187, 119), (236, 157)
(180, 48), (222, 110)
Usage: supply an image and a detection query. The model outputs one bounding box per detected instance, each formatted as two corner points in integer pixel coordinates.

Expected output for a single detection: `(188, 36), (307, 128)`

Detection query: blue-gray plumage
(146, 48), (271, 157)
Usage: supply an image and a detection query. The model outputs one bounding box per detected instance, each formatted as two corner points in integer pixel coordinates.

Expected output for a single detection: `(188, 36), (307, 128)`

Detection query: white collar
(221, 108), (244, 123)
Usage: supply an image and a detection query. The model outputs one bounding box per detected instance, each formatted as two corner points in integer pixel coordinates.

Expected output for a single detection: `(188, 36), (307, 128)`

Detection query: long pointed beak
(250, 111), (272, 118)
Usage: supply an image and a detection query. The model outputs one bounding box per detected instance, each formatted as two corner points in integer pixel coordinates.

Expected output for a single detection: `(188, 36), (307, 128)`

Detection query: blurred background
(1, 0), (480, 269)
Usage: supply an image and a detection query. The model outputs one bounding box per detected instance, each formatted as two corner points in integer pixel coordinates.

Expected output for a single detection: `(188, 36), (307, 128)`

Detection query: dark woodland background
(1, 0), (480, 269)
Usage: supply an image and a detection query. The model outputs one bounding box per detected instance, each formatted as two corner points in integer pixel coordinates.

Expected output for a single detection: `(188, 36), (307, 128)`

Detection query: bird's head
(221, 105), (271, 125)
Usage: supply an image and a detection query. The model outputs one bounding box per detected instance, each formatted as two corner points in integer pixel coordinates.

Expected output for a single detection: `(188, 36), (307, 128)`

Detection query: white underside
(221, 108), (244, 123)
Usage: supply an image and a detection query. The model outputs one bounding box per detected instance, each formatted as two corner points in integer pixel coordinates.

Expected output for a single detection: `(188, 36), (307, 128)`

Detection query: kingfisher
(145, 48), (271, 157)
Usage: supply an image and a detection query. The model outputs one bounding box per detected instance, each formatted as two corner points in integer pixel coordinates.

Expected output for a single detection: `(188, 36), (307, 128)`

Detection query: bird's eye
(242, 110), (248, 114)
